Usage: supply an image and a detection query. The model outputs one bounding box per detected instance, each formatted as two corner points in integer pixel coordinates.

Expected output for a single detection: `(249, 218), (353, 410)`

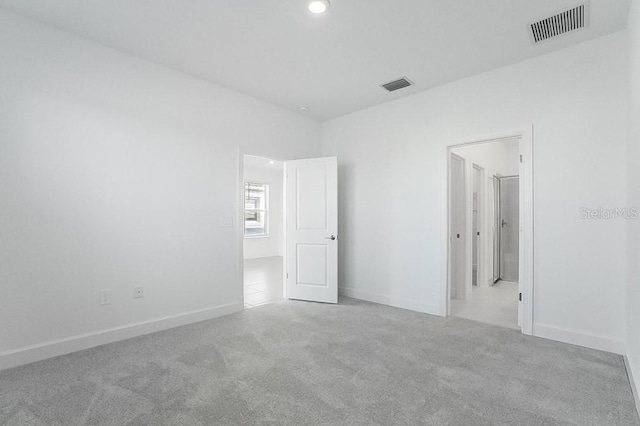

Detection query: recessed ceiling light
(269, 160), (275, 165)
(308, 0), (330, 14)
(298, 105), (310, 112)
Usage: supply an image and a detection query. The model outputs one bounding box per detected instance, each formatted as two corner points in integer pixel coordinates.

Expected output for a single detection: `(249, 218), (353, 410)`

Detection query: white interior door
(450, 154), (467, 300)
(285, 157), (338, 304)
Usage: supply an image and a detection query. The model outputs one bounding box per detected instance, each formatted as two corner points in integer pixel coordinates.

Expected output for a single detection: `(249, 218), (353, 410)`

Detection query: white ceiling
(0, 0), (631, 120)
(244, 155), (284, 171)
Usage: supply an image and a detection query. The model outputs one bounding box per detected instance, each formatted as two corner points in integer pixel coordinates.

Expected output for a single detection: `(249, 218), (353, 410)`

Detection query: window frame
(244, 181), (270, 238)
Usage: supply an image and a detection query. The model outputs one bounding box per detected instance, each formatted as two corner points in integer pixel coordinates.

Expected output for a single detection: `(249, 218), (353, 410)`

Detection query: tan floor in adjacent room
(451, 281), (519, 330)
(244, 256), (283, 308)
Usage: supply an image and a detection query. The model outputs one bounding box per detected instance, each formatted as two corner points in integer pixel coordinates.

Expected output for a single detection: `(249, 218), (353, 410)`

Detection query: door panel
(286, 157), (338, 303)
(472, 167), (481, 286)
(296, 166), (327, 230)
(297, 244), (327, 286)
(450, 154), (466, 300)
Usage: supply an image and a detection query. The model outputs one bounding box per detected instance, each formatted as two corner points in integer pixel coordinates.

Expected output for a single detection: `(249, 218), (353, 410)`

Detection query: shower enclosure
(493, 176), (519, 283)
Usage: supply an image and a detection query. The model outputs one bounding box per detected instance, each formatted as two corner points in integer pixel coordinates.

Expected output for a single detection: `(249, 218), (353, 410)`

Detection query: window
(244, 182), (269, 237)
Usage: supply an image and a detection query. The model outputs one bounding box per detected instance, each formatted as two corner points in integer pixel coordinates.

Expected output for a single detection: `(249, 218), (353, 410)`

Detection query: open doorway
(239, 154), (339, 308)
(448, 137), (523, 330)
(243, 155), (285, 308)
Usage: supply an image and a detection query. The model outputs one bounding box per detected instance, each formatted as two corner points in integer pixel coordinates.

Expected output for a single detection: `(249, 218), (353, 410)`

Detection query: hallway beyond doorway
(451, 281), (519, 329)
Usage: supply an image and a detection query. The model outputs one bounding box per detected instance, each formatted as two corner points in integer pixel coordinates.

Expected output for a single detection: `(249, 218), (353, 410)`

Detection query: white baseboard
(624, 353), (640, 419)
(532, 323), (624, 354)
(0, 302), (242, 371)
(339, 286), (441, 317)
(339, 288), (625, 356)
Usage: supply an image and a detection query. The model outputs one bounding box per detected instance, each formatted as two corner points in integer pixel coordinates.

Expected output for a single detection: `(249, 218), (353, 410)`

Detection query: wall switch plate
(221, 216), (234, 228)
(134, 286), (144, 299)
(99, 289), (112, 305)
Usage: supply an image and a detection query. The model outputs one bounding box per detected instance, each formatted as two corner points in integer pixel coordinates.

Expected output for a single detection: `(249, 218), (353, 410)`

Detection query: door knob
(501, 219), (508, 228)
(325, 235), (337, 240)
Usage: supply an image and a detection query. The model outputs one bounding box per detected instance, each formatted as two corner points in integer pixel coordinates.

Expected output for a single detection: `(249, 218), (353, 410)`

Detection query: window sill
(244, 235), (271, 239)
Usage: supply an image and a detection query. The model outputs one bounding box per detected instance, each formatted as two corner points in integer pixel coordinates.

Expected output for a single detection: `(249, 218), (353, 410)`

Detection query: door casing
(443, 127), (534, 336)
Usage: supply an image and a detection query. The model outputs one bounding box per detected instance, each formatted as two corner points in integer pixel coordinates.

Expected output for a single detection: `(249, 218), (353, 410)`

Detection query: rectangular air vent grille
(531, 4), (587, 43)
(381, 77), (413, 92)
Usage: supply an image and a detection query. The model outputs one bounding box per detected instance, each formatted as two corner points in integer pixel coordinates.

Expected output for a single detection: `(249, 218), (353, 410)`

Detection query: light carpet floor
(0, 297), (638, 425)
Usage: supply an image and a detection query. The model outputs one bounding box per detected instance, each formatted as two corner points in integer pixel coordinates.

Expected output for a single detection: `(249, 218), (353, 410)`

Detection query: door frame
(237, 149), (288, 308)
(443, 127), (534, 335)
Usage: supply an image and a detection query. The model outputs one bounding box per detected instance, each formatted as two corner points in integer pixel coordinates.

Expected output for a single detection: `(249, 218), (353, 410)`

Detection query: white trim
(443, 127), (534, 335)
(520, 126), (534, 335)
(532, 323), (624, 354)
(0, 302), (242, 372)
(624, 354), (640, 419)
(339, 286), (441, 316)
(281, 167), (288, 299)
(237, 148), (246, 307)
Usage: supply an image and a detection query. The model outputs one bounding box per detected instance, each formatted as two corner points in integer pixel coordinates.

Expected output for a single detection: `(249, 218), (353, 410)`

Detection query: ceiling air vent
(530, 3), (589, 44)
(381, 77), (413, 92)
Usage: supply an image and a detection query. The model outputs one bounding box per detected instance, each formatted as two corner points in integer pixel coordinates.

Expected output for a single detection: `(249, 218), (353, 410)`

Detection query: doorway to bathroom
(447, 134), (531, 331)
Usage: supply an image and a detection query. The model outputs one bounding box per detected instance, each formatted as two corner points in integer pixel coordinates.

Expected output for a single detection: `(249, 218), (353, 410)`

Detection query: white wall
(452, 138), (520, 287)
(626, 0), (640, 409)
(322, 31), (628, 353)
(452, 139), (520, 178)
(243, 163), (284, 259)
(0, 10), (320, 369)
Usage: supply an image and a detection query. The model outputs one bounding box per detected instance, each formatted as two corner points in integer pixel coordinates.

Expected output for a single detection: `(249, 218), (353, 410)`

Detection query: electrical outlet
(134, 286), (144, 299)
(99, 289), (112, 305)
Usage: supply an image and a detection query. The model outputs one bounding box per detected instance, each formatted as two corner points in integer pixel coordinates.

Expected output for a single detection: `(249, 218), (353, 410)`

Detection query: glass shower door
(493, 177), (501, 283)
(499, 177), (519, 282)
(493, 176), (519, 283)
